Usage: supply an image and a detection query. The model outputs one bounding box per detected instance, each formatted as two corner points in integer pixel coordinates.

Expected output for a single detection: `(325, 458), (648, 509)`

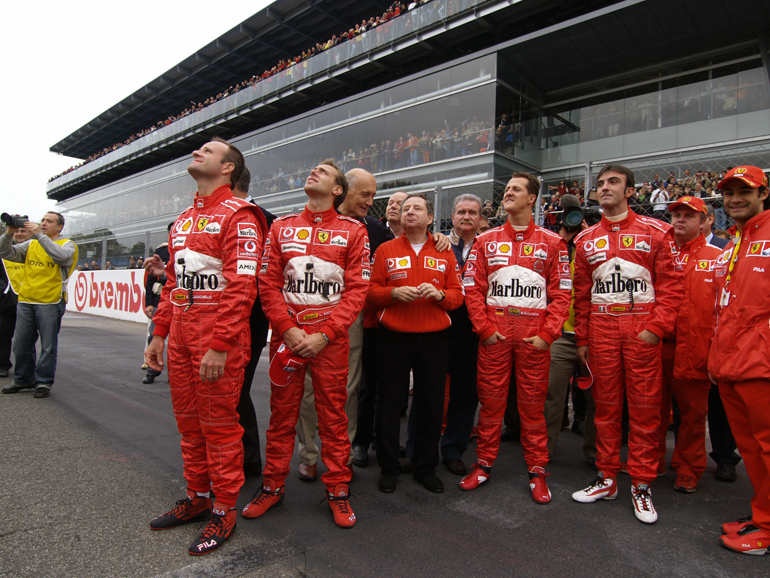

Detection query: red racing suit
(573, 210), (682, 483)
(153, 185), (265, 509)
(708, 209), (770, 533)
(259, 205), (369, 489)
(464, 219), (571, 469)
(656, 234), (721, 481)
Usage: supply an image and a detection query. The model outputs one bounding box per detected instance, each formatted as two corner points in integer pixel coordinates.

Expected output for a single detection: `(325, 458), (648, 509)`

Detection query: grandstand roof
(50, 0), (396, 159)
(49, 0), (615, 201)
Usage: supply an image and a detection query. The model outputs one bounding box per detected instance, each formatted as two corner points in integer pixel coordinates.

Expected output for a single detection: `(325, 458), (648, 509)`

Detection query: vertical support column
(535, 177), (544, 226)
(433, 185), (443, 233)
(145, 230), (152, 259)
(584, 161), (593, 196)
(759, 33), (770, 95)
(101, 238), (107, 270)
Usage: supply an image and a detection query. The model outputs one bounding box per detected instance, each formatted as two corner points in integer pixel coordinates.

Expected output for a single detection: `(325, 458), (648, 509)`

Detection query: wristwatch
(320, 332), (330, 343)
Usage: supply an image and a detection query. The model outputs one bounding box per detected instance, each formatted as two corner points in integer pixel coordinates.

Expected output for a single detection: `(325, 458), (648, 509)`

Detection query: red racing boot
(459, 460), (492, 491)
(327, 484), (356, 528)
(241, 479), (284, 519)
(150, 489), (211, 530)
(719, 524), (770, 555)
(188, 504), (236, 556)
(721, 515), (753, 535)
(529, 466), (551, 504)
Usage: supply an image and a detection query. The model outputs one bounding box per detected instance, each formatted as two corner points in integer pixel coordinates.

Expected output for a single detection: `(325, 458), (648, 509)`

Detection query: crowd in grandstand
(251, 116), (495, 196)
(48, 1), (438, 183)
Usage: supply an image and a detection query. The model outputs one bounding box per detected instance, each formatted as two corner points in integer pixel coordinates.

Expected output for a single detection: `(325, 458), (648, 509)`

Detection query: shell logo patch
(499, 243), (512, 254)
(583, 235), (609, 255)
(280, 227), (313, 244)
(179, 218), (193, 233)
(386, 256), (411, 271)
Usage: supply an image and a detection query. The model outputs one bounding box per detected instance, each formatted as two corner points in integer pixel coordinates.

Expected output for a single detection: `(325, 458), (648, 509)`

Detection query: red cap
(576, 360), (593, 390)
(268, 342), (308, 386)
(668, 196), (707, 213)
(718, 166), (768, 190)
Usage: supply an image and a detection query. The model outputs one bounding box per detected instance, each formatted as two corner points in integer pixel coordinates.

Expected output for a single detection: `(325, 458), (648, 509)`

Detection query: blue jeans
(13, 299), (66, 387)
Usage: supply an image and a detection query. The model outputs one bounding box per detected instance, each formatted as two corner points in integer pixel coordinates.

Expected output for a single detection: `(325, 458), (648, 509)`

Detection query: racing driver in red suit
(242, 159), (369, 529)
(460, 172), (571, 504)
(708, 166), (770, 555)
(145, 138), (265, 555)
(571, 164), (682, 524)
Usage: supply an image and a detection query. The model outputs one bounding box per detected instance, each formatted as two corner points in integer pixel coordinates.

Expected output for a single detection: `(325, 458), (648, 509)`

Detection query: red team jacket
(463, 220), (572, 343)
(367, 234), (463, 333)
(573, 211), (683, 346)
(670, 234), (722, 381)
(708, 209), (770, 383)
(258, 206), (370, 342)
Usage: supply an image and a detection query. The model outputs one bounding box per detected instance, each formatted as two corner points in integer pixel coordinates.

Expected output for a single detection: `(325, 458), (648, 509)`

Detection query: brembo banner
(66, 270), (147, 323)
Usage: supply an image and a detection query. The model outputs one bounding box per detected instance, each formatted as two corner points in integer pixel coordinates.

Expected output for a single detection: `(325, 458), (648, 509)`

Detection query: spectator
(655, 196), (722, 494)
(703, 204), (729, 249)
(543, 197), (597, 470)
(0, 227), (31, 379)
(440, 193), (483, 476)
(367, 192), (463, 494)
(142, 223), (172, 385)
(104, 261), (113, 270)
(0, 213), (78, 398)
(383, 191), (408, 237)
(651, 184), (670, 221)
(128, 256), (137, 269)
(231, 168), (275, 478)
(481, 199), (494, 219)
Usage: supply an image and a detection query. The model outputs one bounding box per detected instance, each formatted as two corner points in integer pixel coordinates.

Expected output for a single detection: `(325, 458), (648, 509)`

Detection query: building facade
(48, 0), (770, 267)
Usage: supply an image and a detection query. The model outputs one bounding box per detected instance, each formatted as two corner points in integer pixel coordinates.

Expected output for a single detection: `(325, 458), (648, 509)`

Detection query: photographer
(141, 223), (173, 384)
(0, 227), (32, 379)
(0, 213), (78, 398)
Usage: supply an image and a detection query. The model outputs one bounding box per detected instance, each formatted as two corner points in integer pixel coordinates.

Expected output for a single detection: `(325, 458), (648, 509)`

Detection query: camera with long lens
(1, 213), (29, 229)
(560, 205), (603, 232)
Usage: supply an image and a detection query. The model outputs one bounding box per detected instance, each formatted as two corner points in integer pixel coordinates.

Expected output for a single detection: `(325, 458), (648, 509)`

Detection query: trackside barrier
(67, 270), (147, 323)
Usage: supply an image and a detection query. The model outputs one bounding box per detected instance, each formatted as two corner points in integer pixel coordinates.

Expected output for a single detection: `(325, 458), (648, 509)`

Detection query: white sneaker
(631, 482), (658, 524)
(572, 473), (618, 503)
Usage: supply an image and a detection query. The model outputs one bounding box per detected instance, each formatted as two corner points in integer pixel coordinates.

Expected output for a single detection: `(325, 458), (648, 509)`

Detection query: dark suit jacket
(707, 233), (729, 249)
